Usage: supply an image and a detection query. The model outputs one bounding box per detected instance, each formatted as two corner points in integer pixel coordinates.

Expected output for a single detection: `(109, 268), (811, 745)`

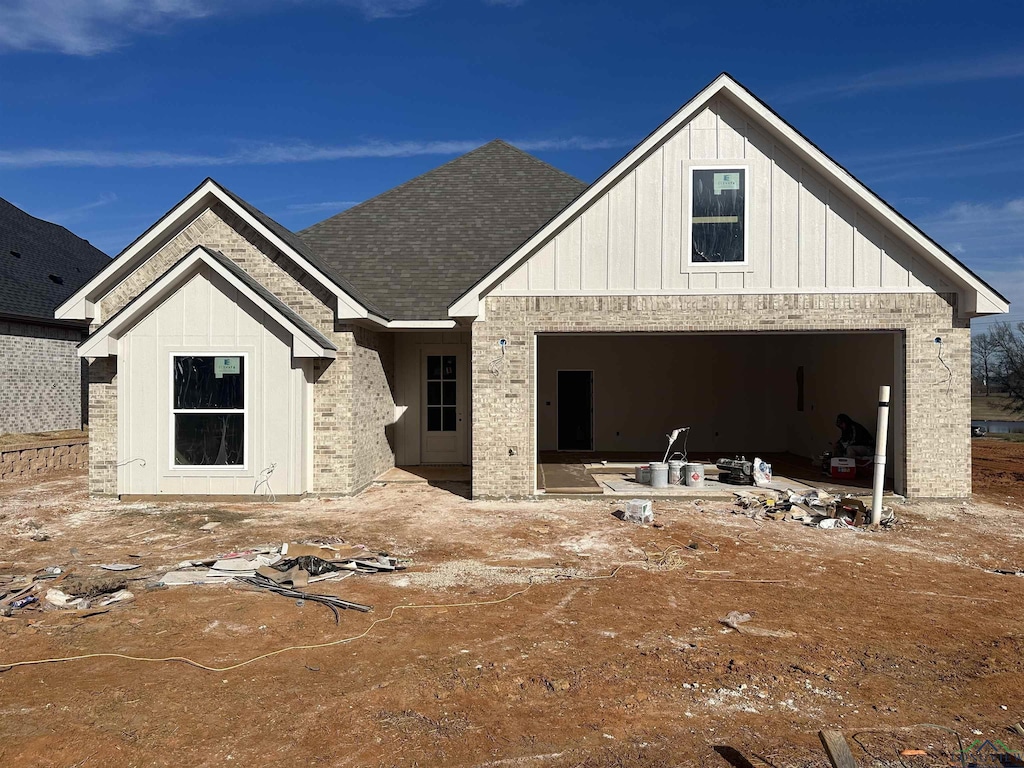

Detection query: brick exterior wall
(0, 320), (86, 435)
(90, 204), (396, 496)
(472, 293), (971, 500)
(1, 435), (88, 480)
(87, 357), (117, 495)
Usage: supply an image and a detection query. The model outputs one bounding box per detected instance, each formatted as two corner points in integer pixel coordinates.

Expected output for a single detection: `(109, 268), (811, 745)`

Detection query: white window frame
(168, 352), (249, 471)
(687, 164), (750, 267)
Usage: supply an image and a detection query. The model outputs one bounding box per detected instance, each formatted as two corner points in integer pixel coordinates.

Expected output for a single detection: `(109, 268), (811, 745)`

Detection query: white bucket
(684, 463), (705, 487)
(650, 462), (669, 489)
(668, 459), (685, 485)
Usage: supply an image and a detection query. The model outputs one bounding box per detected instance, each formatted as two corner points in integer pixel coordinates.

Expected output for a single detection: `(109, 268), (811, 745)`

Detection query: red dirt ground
(0, 441), (1022, 767)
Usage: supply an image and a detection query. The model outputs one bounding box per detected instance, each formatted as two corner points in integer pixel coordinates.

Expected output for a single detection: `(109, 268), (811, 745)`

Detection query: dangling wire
(488, 340), (506, 377)
(253, 462), (277, 502)
(936, 339), (953, 397)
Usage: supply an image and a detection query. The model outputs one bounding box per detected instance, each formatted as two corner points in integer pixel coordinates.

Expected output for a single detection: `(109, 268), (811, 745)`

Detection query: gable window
(172, 355), (246, 467)
(690, 168), (746, 263)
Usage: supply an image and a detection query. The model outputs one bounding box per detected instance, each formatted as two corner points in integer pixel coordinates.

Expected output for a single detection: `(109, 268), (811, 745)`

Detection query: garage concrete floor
(537, 451), (892, 497)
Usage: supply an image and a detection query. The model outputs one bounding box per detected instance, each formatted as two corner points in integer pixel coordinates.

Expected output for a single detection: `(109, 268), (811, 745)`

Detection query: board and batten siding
(494, 96), (954, 296)
(117, 267), (310, 495)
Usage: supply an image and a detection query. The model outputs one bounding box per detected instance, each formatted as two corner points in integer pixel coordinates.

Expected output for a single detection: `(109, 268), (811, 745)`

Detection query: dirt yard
(1, 443), (1023, 767)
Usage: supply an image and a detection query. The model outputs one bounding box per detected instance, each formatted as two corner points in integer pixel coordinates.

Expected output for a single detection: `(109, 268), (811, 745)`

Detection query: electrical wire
(0, 584), (537, 674)
(937, 340), (953, 397)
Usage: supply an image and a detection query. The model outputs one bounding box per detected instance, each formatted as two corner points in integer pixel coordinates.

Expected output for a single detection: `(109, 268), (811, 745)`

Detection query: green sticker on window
(214, 356), (240, 378)
(713, 172), (741, 195)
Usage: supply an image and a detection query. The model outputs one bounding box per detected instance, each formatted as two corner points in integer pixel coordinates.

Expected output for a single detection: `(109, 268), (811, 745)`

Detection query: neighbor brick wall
(0, 320), (86, 435)
(90, 204), (397, 496)
(472, 293), (970, 499)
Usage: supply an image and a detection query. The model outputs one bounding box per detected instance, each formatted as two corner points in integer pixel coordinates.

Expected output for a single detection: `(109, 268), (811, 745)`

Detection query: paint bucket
(668, 459), (685, 485)
(684, 463), (705, 488)
(650, 462), (669, 489)
(635, 465), (651, 485)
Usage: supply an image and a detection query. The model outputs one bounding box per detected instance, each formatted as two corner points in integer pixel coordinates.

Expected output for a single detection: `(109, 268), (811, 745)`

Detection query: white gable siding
(117, 267), (310, 495)
(494, 96), (954, 297)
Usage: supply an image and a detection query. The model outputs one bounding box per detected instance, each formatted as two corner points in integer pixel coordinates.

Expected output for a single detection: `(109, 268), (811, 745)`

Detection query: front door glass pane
(426, 354), (457, 433)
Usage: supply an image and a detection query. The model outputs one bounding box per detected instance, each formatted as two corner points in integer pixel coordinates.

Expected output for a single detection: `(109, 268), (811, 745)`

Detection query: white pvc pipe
(871, 385), (891, 527)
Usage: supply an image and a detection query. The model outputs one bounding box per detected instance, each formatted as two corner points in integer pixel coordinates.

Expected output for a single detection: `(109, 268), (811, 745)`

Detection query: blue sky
(0, 0), (1021, 327)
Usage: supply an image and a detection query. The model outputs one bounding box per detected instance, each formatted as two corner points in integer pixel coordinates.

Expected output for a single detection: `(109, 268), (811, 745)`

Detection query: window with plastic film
(172, 355), (245, 466)
(425, 354), (457, 432)
(691, 168), (746, 263)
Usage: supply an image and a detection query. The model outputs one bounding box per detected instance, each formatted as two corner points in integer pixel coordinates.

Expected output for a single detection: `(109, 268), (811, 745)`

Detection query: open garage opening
(535, 331), (904, 496)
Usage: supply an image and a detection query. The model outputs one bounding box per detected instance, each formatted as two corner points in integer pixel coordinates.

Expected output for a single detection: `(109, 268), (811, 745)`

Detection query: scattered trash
(98, 563), (141, 571)
(237, 574), (371, 620)
(727, 485), (896, 532)
(992, 569), (1024, 577)
(10, 595), (38, 609)
(752, 457), (772, 487)
(98, 589), (134, 606)
(719, 610), (796, 638)
(617, 499), (654, 525)
(199, 522), (221, 531)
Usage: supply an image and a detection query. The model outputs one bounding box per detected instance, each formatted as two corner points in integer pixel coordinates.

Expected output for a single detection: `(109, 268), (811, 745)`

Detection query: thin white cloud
(0, 0), (215, 55)
(286, 200), (362, 214)
(922, 198), (1024, 308)
(43, 192), (119, 224)
(851, 130), (1024, 167)
(921, 198), (1024, 321)
(0, 0), (519, 55)
(778, 52), (1024, 103)
(0, 136), (627, 169)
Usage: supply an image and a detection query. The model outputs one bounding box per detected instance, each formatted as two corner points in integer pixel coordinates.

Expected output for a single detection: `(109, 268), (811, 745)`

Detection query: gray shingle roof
(0, 196), (111, 323)
(299, 140), (586, 320)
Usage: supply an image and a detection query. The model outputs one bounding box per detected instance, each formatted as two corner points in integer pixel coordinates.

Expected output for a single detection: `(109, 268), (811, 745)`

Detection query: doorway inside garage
(535, 331), (904, 495)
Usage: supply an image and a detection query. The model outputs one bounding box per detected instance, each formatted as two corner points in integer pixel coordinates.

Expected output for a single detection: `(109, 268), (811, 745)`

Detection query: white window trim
(168, 352), (249, 471)
(686, 164), (750, 268)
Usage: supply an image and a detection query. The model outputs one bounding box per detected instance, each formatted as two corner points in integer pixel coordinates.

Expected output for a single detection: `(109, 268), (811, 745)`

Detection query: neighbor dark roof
(0, 197), (111, 323)
(299, 140), (586, 320)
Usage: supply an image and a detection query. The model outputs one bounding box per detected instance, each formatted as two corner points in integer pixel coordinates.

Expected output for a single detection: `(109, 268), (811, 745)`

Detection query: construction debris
(0, 539), (402, 620)
(719, 610), (796, 638)
(726, 486), (896, 531)
(617, 499), (654, 525)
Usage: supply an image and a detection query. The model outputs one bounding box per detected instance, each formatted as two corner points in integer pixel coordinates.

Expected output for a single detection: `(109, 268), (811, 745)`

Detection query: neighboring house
(1, 197), (111, 435)
(58, 74), (1008, 500)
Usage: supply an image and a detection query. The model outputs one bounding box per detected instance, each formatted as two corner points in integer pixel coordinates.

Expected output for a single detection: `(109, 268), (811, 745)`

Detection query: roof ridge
(490, 139), (587, 187)
(298, 139), (582, 235)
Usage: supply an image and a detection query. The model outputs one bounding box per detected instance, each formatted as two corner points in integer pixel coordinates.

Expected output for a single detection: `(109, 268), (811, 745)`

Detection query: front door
(421, 345), (467, 464)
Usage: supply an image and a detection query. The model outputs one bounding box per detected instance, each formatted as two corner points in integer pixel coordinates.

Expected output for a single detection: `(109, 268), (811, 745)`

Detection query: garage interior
(536, 331), (902, 495)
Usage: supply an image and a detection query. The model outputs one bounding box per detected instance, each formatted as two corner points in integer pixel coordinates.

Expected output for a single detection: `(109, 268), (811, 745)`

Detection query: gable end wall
(87, 204), (395, 496)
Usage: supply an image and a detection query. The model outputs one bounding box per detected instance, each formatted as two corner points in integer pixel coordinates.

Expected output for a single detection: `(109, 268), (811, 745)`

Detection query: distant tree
(972, 330), (999, 396)
(988, 322), (1024, 414)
